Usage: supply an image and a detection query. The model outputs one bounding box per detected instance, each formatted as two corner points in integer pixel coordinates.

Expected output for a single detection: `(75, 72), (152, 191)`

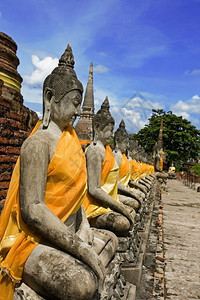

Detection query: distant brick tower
(75, 62), (94, 141)
(0, 32), (38, 210)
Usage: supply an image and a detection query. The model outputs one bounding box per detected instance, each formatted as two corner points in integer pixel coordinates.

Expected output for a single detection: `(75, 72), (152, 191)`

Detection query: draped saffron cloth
(160, 156), (163, 171)
(130, 159), (140, 181)
(0, 121), (87, 300)
(83, 145), (120, 219)
(119, 154), (131, 187)
(139, 162), (147, 179)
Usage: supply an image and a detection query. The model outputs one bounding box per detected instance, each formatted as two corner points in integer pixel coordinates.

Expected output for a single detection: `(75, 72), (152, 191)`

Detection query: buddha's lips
(70, 116), (76, 124)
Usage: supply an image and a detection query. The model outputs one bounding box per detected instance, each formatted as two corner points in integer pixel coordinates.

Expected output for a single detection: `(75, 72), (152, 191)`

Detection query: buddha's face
(50, 89), (82, 129)
(118, 137), (129, 153)
(98, 122), (114, 145)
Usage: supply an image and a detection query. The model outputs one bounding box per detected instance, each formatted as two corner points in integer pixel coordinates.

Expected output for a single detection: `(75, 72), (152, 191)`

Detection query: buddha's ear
(114, 136), (120, 151)
(93, 122), (99, 145)
(43, 88), (53, 129)
(44, 87), (53, 102)
(93, 121), (99, 131)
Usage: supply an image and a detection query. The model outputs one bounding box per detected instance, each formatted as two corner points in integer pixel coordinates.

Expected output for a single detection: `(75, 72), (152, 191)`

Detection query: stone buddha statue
(0, 45), (118, 300)
(127, 135), (149, 194)
(83, 97), (135, 237)
(113, 120), (145, 211)
(132, 151), (152, 190)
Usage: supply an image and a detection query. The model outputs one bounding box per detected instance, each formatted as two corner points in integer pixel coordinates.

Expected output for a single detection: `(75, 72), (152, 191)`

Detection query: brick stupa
(0, 32), (38, 211)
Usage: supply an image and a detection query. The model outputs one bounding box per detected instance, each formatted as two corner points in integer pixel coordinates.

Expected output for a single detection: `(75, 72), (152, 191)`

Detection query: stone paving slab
(162, 180), (200, 299)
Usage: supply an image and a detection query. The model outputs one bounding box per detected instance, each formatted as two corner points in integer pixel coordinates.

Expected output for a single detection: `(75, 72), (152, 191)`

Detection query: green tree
(134, 109), (200, 168)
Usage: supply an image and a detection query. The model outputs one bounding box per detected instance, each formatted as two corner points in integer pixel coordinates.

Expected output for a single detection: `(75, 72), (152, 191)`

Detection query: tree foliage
(191, 163), (200, 175)
(134, 109), (200, 167)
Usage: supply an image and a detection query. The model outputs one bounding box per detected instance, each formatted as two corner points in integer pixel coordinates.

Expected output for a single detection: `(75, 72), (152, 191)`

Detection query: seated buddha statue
(113, 120), (145, 211)
(128, 138), (148, 194)
(134, 153), (152, 190)
(83, 97), (135, 237)
(0, 45), (118, 300)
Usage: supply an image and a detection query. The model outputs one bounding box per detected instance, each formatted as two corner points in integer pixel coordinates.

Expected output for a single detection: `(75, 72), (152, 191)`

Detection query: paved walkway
(163, 180), (200, 299)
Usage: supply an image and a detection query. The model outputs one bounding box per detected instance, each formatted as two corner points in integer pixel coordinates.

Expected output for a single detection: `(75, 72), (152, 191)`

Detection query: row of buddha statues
(0, 44), (159, 300)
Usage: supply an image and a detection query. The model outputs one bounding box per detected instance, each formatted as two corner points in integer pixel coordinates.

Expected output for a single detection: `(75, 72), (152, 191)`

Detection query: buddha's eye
(72, 95), (81, 106)
(73, 100), (79, 107)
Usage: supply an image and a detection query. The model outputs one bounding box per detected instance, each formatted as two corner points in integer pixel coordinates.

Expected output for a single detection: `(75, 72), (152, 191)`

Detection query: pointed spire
(101, 96), (110, 111)
(58, 44), (75, 68)
(114, 119), (128, 146)
(82, 62), (94, 113)
(119, 119), (125, 129)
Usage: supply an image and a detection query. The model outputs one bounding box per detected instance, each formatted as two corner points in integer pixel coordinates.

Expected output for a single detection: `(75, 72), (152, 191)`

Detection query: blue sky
(1, 0), (200, 132)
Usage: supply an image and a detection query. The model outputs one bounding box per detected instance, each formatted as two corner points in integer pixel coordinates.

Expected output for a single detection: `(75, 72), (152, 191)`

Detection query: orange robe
(83, 145), (120, 219)
(0, 121), (87, 299)
(130, 159), (140, 181)
(160, 157), (163, 171)
(119, 153), (131, 187)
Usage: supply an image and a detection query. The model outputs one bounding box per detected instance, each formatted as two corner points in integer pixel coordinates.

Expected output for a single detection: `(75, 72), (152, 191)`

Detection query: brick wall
(0, 82), (38, 211)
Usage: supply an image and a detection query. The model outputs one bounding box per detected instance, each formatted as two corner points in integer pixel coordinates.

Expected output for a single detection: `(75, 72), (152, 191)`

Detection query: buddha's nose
(76, 105), (81, 116)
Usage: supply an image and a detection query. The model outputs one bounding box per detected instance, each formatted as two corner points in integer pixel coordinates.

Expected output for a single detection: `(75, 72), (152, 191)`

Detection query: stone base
(14, 283), (44, 300)
(139, 201), (154, 249)
(121, 252), (144, 287)
(127, 283), (136, 300)
(121, 182), (157, 289)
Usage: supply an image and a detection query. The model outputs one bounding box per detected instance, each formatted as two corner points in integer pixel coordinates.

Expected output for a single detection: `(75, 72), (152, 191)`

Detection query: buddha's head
(42, 44), (83, 130)
(128, 134), (138, 158)
(92, 97), (115, 145)
(114, 120), (129, 153)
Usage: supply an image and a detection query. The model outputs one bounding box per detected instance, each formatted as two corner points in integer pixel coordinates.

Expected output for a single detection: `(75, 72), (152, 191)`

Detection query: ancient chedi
(0, 32), (38, 210)
(75, 62), (94, 140)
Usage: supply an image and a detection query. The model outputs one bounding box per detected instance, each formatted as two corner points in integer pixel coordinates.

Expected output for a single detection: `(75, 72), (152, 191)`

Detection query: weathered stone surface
(0, 32), (38, 210)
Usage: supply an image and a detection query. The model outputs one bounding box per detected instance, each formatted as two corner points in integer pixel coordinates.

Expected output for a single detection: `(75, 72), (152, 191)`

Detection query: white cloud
(94, 99), (100, 106)
(192, 95), (200, 100)
(24, 55), (59, 87)
(185, 69), (200, 76)
(170, 95), (200, 128)
(124, 96), (164, 112)
(21, 85), (43, 104)
(171, 95), (200, 115)
(93, 89), (165, 132)
(93, 64), (109, 74)
(111, 106), (147, 132)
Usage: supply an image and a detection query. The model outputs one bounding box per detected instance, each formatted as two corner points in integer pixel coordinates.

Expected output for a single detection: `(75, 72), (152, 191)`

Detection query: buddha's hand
(76, 225), (94, 246)
(121, 204), (135, 229)
(80, 243), (105, 293)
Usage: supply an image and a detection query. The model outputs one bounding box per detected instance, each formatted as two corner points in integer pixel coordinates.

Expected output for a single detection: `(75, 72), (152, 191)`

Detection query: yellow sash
(147, 164), (154, 175)
(0, 121), (87, 299)
(79, 140), (92, 146)
(160, 156), (163, 171)
(119, 154), (131, 187)
(83, 145), (120, 219)
(140, 162), (147, 179)
(130, 159), (140, 181)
